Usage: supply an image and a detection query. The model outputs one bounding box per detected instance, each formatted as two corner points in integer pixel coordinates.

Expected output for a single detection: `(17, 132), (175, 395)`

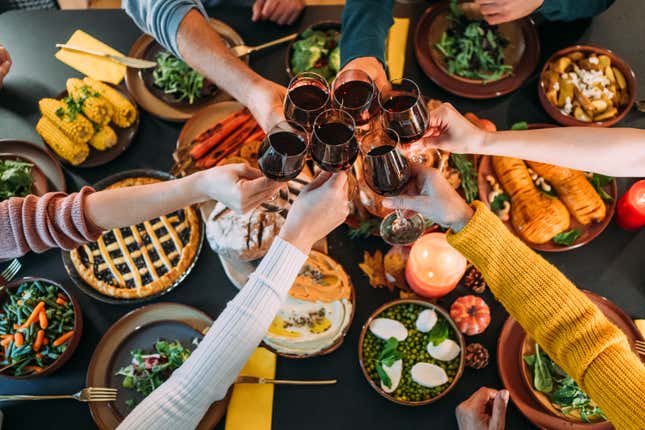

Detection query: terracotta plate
(61, 169), (204, 305)
(357, 299), (465, 406)
(477, 125), (617, 252)
(87, 302), (229, 430)
(498, 290), (644, 429)
(52, 87), (139, 168)
(0, 139), (65, 192)
(414, 2), (540, 99)
(0, 153), (49, 196)
(126, 19), (246, 122)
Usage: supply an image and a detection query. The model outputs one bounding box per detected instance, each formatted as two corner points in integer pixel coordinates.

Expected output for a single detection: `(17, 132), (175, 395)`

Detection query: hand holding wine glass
(332, 69), (379, 127)
(379, 78), (430, 144)
(311, 108), (359, 172)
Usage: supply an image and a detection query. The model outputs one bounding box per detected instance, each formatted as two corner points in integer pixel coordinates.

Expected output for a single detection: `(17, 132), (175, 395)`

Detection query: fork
(635, 340), (645, 356)
(0, 387), (117, 402)
(230, 33), (297, 58)
(0, 259), (21, 285)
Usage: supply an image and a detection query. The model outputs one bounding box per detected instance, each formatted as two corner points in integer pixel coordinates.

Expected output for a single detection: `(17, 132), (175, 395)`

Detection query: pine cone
(465, 343), (489, 369)
(464, 266), (487, 294)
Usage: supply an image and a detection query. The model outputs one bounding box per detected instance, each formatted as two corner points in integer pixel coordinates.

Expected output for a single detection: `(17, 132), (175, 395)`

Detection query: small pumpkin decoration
(450, 295), (491, 336)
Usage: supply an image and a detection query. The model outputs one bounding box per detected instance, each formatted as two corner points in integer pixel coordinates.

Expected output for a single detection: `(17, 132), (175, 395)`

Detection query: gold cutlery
(235, 376), (337, 385)
(635, 339), (645, 356)
(55, 44), (157, 69)
(230, 33), (298, 58)
(0, 387), (117, 402)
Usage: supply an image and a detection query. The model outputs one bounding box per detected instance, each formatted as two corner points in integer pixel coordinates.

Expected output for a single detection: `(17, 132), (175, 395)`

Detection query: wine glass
(379, 78), (429, 144)
(284, 72), (331, 132)
(332, 69), (380, 130)
(311, 108), (359, 172)
(360, 128), (425, 245)
(257, 121), (309, 211)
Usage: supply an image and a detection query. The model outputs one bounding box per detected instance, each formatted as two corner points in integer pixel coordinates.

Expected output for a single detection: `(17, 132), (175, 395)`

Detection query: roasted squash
(526, 162), (606, 224)
(492, 157), (571, 244)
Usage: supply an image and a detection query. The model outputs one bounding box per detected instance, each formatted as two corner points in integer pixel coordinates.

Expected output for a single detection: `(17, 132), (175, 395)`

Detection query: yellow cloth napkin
(635, 320), (645, 337)
(55, 30), (126, 85)
(225, 347), (276, 430)
(386, 17), (410, 81)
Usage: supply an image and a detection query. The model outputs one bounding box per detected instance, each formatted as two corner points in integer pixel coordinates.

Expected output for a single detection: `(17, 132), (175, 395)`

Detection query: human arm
(122, 1), (284, 131)
(118, 172), (349, 430)
(472, 0), (614, 24)
(0, 45), (10, 88)
(385, 167), (645, 430)
(422, 103), (645, 177)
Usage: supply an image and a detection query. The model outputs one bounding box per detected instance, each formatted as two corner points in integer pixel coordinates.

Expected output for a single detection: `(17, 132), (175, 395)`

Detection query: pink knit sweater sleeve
(0, 186), (104, 260)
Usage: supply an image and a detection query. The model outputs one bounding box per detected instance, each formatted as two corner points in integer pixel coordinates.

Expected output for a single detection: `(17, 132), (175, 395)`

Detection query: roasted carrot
(38, 310), (48, 329)
(53, 330), (74, 347)
(14, 331), (24, 347)
(477, 118), (497, 132)
(55, 297), (67, 305)
(190, 111), (253, 159)
(33, 329), (45, 352)
(196, 122), (258, 169)
(1, 334), (13, 348)
(43, 338), (49, 345)
(243, 127), (265, 144)
(193, 109), (248, 142)
(35, 353), (43, 359)
(23, 365), (43, 373)
(21, 301), (45, 327)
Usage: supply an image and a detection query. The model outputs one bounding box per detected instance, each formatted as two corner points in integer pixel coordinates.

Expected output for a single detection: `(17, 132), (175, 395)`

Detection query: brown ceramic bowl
(358, 299), (465, 406)
(285, 21), (341, 83)
(538, 45), (636, 127)
(477, 129), (617, 252)
(0, 153), (49, 196)
(0, 139), (66, 192)
(0, 277), (83, 379)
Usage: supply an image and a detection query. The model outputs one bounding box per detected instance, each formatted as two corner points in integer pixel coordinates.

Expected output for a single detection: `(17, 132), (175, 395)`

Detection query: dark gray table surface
(0, 3), (643, 430)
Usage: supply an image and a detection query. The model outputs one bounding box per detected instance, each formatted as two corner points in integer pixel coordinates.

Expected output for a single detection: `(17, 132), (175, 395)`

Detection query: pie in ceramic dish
(70, 177), (201, 299)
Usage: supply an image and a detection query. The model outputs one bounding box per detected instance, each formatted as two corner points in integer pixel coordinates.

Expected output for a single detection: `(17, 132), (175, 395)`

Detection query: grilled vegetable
(38, 98), (93, 145)
(36, 117), (89, 165)
(66, 78), (113, 125)
(492, 156), (570, 244)
(83, 77), (137, 127)
(526, 162), (606, 224)
(89, 124), (117, 151)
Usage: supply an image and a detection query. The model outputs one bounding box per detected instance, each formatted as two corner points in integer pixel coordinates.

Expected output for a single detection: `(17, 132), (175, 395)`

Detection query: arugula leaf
(511, 121), (529, 130)
(450, 153), (478, 203)
(490, 193), (509, 212)
(153, 51), (206, 104)
(0, 160), (34, 201)
(427, 318), (449, 346)
(553, 229), (581, 246)
(348, 218), (380, 240)
(376, 337), (402, 388)
(533, 344), (554, 393)
(588, 173), (614, 202)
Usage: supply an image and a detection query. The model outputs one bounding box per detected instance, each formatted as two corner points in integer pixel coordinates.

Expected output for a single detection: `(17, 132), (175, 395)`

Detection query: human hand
(249, 79), (287, 132)
(195, 164), (282, 214)
(473, 0), (543, 25)
(0, 45), (12, 88)
(382, 165), (473, 232)
(341, 57), (389, 93)
(280, 172), (349, 253)
(422, 103), (487, 155)
(252, 0), (305, 25)
(456, 387), (509, 430)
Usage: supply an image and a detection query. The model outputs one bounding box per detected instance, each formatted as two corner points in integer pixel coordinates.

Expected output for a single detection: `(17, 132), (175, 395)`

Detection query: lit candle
(615, 180), (645, 231)
(405, 232), (467, 299)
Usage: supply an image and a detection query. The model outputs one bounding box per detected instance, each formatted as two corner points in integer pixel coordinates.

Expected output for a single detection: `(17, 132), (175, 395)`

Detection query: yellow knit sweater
(448, 202), (645, 430)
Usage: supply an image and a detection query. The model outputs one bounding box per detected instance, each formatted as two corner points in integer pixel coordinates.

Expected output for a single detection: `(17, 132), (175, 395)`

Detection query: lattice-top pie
(70, 177), (201, 299)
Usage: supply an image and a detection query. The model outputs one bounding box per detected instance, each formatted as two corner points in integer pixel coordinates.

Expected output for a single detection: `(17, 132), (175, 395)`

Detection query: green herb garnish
(427, 318), (450, 346)
(588, 173), (614, 202)
(553, 229), (581, 246)
(490, 193), (509, 212)
(348, 218), (380, 240)
(450, 153), (478, 203)
(511, 121), (529, 130)
(375, 337), (402, 388)
(153, 51), (206, 104)
(291, 28), (340, 83)
(435, 0), (512, 81)
(0, 159), (34, 201)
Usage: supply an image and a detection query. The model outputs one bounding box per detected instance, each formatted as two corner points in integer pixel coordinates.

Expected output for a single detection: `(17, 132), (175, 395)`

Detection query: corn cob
(38, 98), (93, 145)
(89, 124), (117, 151)
(36, 117), (89, 166)
(66, 78), (113, 125)
(83, 77), (137, 128)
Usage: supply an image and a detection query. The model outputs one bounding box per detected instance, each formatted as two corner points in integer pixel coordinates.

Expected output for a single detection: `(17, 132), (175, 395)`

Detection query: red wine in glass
(333, 69), (379, 126)
(284, 72), (330, 131)
(380, 78), (429, 144)
(311, 109), (359, 172)
(258, 130), (308, 181)
(363, 144), (411, 196)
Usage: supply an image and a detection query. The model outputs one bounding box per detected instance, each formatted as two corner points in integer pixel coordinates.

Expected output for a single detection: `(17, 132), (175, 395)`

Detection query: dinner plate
(498, 290), (644, 429)
(87, 302), (229, 430)
(0, 153), (49, 196)
(414, 2), (540, 99)
(285, 21), (341, 82)
(61, 169), (204, 305)
(126, 19), (246, 122)
(52, 87), (139, 168)
(477, 125), (617, 252)
(0, 139), (66, 193)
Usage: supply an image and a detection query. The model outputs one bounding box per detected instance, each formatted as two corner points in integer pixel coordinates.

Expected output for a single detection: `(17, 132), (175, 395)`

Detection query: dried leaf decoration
(358, 250), (390, 291)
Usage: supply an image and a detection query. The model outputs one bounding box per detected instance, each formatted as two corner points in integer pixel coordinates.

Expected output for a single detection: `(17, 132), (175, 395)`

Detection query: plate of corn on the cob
(36, 77), (139, 167)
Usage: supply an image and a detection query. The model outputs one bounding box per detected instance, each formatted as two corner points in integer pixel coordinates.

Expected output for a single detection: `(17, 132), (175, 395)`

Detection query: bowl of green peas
(0, 277), (82, 378)
(358, 299), (465, 406)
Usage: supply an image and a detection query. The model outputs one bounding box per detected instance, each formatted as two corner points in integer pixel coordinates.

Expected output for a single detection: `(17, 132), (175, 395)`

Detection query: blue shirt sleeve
(122, 0), (208, 59)
(538, 0), (614, 21)
(340, 0), (394, 68)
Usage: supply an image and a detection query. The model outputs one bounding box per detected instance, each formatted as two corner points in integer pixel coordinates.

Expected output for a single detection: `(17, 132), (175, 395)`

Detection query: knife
(235, 376), (337, 385)
(55, 44), (157, 69)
